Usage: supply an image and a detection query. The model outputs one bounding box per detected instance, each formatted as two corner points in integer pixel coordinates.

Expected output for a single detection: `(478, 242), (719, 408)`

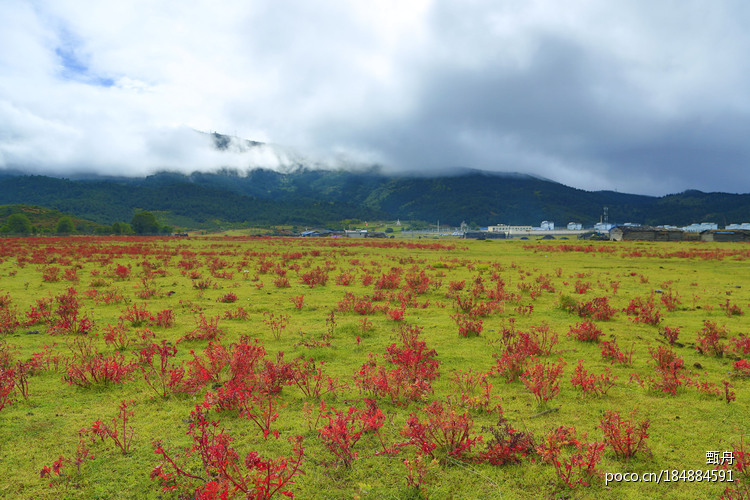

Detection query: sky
(1, 0), (750, 196)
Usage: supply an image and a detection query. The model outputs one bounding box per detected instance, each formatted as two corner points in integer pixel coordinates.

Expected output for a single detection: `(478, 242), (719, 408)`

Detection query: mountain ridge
(0, 166), (748, 230)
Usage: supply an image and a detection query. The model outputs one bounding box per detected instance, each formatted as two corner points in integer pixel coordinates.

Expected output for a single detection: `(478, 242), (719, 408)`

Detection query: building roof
(611, 225), (683, 232)
(701, 229), (750, 235)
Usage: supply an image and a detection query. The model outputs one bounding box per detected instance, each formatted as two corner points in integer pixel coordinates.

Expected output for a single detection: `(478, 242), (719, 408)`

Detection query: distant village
(464, 221), (750, 242)
(300, 219), (750, 242)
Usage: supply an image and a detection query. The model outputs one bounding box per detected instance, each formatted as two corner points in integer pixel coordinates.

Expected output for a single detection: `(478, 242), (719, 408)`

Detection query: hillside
(0, 174), (386, 229)
(0, 204), (104, 233)
(98, 168), (750, 227)
(115, 168), (653, 226)
(0, 168), (749, 229)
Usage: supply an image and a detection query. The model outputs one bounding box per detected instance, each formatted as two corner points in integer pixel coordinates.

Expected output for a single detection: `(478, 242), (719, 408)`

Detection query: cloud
(1, 0), (750, 194)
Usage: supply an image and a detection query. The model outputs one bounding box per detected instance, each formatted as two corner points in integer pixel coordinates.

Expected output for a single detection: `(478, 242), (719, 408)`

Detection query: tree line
(0, 210), (172, 236)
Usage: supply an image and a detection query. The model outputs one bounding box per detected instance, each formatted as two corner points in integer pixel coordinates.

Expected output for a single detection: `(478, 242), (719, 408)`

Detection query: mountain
(0, 172), (386, 229)
(1, 167), (748, 230)
(0, 132), (747, 229)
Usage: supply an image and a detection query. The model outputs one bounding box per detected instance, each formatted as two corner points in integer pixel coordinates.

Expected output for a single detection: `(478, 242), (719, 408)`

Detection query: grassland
(0, 236), (748, 499)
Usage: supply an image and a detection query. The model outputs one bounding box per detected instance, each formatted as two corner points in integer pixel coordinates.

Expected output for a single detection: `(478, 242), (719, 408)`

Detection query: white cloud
(1, 0), (750, 194)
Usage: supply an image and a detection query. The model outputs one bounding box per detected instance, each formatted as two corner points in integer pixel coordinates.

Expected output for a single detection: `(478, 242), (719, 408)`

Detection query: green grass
(0, 236), (748, 498)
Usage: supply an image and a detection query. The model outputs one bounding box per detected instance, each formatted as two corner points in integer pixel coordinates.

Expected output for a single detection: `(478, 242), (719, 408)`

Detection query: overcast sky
(2, 0), (749, 195)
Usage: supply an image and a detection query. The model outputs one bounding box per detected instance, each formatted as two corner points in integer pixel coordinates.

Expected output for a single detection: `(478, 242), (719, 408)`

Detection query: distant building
(682, 222), (718, 232)
(594, 222), (614, 233)
(726, 223), (750, 230)
(610, 226), (684, 242)
(567, 222), (582, 231)
(487, 224), (532, 234)
(300, 229), (343, 237)
(701, 230), (750, 242)
(343, 230), (386, 238)
(463, 231), (507, 240)
(540, 221), (555, 230)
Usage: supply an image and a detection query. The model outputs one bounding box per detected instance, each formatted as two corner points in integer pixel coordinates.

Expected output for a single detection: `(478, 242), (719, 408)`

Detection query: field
(0, 235), (748, 499)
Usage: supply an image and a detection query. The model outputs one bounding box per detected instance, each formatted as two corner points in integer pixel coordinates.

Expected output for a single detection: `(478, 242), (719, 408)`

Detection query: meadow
(0, 235), (748, 499)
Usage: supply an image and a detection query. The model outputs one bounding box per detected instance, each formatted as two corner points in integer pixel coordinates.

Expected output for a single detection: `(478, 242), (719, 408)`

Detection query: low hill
(0, 204), (104, 233)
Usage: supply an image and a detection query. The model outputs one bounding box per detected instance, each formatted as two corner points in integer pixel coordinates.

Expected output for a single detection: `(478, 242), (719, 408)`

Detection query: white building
(487, 224), (532, 234)
(726, 223), (750, 230)
(682, 222), (718, 232)
(540, 221), (555, 231)
(567, 222), (582, 230)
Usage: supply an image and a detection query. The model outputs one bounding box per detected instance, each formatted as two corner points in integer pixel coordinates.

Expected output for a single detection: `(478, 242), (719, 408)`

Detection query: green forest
(0, 168), (748, 232)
